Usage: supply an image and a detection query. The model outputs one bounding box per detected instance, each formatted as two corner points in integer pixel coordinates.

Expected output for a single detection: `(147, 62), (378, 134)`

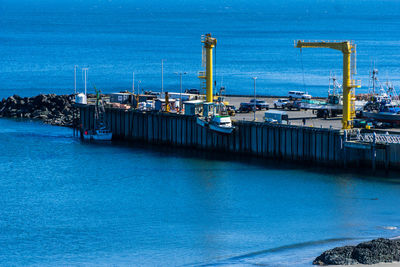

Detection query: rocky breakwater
(314, 238), (400, 265)
(0, 94), (79, 127)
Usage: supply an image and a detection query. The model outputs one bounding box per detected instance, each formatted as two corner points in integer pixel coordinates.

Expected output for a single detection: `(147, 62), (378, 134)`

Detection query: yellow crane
(295, 40), (360, 129)
(199, 33), (217, 103)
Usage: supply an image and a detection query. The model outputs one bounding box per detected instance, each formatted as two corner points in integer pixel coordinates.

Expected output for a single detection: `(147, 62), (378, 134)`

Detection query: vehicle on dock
(305, 74), (366, 119)
(226, 105), (237, 116)
(273, 99), (289, 109)
(249, 99), (269, 110)
(283, 100), (301, 111)
(239, 102), (256, 113)
(288, 91), (311, 100)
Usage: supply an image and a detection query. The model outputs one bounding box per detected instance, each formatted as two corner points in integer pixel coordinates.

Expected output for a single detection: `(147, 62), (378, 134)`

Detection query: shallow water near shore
(1, 118), (400, 266)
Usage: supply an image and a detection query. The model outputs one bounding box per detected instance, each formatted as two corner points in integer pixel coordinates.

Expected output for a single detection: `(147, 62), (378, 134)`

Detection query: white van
(288, 91), (312, 100)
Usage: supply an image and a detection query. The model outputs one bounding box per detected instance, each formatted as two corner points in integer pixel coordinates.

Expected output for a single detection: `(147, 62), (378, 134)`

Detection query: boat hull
(82, 131), (113, 141)
(92, 133), (113, 141)
(196, 117), (208, 127)
(362, 111), (400, 125)
(209, 123), (234, 134)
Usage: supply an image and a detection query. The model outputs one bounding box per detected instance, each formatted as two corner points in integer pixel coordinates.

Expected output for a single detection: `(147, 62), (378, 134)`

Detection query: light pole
(252, 76), (257, 121)
(82, 68), (89, 96)
(174, 72), (187, 113)
(161, 59), (165, 96)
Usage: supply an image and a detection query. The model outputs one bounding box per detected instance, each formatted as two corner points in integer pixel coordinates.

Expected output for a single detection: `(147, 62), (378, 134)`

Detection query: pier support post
(372, 133), (376, 173)
(343, 131), (347, 168)
(385, 145), (390, 173)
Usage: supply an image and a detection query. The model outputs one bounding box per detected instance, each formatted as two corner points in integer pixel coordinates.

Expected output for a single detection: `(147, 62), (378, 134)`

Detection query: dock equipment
(200, 34), (217, 103)
(295, 40), (360, 129)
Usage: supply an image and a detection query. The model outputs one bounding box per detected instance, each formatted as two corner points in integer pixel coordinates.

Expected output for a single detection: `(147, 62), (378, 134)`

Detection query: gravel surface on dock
(226, 96), (343, 129)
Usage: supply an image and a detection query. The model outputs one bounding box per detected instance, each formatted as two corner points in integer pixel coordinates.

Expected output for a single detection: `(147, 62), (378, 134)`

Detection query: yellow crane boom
(295, 40), (360, 129)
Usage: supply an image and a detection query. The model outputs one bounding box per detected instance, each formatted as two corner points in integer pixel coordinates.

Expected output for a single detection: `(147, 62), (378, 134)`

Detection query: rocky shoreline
(314, 238), (400, 265)
(0, 94), (79, 127)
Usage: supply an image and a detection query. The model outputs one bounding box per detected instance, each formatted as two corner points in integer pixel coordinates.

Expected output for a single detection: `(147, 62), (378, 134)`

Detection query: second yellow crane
(295, 40), (360, 129)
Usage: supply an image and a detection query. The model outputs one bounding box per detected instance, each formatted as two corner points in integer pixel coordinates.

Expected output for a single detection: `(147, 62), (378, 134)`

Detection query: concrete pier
(79, 105), (400, 171)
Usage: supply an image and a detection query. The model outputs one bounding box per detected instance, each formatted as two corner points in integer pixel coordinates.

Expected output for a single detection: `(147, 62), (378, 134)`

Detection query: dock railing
(346, 129), (400, 144)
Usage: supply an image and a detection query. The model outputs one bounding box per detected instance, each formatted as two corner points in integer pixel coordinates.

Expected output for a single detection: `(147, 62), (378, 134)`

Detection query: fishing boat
(195, 102), (235, 134)
(209, 115), (234, 134)
(208, 102), (235, 134)
(361, 68), (400, 125)
(362, 102), (400, 125)
(82, 88), (113, 141)
(82, 127), (113, 141)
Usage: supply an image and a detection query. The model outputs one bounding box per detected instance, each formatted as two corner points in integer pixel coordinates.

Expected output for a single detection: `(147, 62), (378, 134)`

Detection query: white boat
(82, 127), (112, 141)
(209, 115), (234, 134)
(196, 102), (235, 134)
(93, 128), (113, 141)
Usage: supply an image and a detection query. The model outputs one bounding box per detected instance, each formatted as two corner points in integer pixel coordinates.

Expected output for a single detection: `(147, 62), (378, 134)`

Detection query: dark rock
(0, 93), (79, 127)
(12, 94), (22, 100)
(314, 246), (356, 265)
(352, 238), (400, 264)
(314, 238), (400, 265)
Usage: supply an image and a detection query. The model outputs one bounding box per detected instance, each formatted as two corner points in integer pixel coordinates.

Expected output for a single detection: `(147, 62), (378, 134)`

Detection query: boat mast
(132, 72), (135, 94)
(74, 65), (77, 94)
(372, 68), (378, 95)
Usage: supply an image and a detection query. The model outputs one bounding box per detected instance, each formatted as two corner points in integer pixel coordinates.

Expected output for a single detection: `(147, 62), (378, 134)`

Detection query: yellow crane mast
(199, 33), (217, 103)
(295, 40), (360, 129)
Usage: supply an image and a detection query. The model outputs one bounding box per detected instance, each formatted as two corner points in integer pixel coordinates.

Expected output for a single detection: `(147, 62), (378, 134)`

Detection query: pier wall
(79, 106), (400, 171)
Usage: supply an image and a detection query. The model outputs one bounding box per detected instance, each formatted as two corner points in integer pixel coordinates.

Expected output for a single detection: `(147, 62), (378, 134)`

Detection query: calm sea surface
(1, 0), (400, 266)
(1, 119), (400, 266)
(1, 0), (400, 98)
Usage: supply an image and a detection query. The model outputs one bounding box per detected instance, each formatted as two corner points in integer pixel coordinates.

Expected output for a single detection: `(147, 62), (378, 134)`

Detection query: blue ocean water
(2, 0), (400, 266)
(1, 0), (400, 98)
(1, 118), (400, 266)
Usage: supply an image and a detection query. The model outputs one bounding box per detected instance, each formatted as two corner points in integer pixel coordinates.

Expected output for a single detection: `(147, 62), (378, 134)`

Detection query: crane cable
(300, 48), (306, 92)
(214, 44), (217, 94)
